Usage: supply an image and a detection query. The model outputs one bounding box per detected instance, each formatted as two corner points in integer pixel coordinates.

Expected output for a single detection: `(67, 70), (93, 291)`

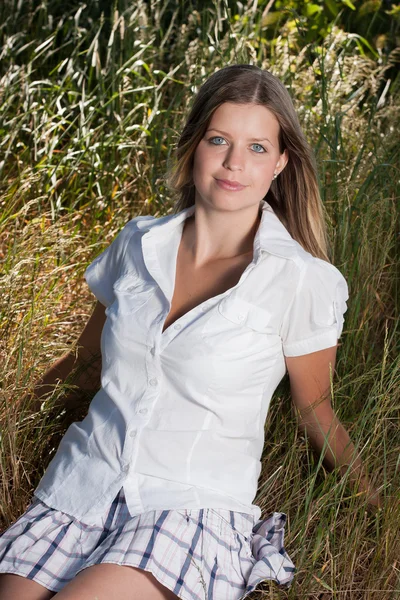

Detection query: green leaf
(385, 4), (400, 16)
(348, 33), (379, 58)
(261, 11), (284, 27)
(305, 4), (323, 17)
(341, 0), (356, 9)
(313, 575), (334, 592)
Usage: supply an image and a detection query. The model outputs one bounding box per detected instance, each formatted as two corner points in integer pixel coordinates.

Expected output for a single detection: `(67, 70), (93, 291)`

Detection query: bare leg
(53, 563), (179, 600)
(0, 573), (55, 600)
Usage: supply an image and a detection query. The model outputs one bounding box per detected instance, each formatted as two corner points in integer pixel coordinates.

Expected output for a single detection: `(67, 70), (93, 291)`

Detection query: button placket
(122, 425), (140, 474)
(159, 312), (188, 353)
(142, 331), (161, 422)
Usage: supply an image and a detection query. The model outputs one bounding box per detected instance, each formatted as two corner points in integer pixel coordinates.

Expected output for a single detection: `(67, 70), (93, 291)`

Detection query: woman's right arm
(28, 301), (107, 413)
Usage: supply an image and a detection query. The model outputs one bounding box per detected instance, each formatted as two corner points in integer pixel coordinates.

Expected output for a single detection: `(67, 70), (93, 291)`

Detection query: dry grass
(0, 2), (399, 598)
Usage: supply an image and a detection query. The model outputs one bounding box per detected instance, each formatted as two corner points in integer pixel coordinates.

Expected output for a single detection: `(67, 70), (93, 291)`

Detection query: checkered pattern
(0, 487), (295, 599)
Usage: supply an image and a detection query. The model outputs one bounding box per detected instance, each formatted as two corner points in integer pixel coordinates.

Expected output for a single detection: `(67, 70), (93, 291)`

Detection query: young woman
(0, 64), (380, 600)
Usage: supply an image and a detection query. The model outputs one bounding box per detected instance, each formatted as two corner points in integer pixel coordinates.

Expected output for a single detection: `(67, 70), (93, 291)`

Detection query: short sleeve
(83, 218), (140, 307)
(280, 258), (349, 357)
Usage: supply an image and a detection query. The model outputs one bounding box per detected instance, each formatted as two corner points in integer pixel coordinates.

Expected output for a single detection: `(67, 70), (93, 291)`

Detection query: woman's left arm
(285, 346), (382, 509)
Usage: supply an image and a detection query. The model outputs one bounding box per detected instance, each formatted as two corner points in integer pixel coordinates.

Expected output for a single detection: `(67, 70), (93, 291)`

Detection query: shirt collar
(136, 199), (298, 260)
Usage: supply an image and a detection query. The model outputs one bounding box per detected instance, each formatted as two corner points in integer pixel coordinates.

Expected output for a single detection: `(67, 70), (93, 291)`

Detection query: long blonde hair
(166, 64), (330, 261)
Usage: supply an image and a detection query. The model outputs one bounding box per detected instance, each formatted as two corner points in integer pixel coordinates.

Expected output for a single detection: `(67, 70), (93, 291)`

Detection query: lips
(215, 178), (247, 191)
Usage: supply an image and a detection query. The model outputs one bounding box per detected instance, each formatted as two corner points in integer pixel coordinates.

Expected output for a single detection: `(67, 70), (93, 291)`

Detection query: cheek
(252, 163), (274, 190)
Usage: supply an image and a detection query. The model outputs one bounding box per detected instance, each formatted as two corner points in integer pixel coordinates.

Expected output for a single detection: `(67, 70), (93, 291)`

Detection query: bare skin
(0, 565), (179, 599)
(0, 575), (55, 600)
(162, 214), (256, 332)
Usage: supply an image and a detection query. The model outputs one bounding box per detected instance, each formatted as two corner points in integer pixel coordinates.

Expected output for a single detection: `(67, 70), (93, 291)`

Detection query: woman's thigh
(0, 573), (55, 600)
(53, 563), (179, 600)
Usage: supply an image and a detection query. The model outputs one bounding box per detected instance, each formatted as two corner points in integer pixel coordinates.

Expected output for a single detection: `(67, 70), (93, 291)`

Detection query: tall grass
(0, 1), (399, 598)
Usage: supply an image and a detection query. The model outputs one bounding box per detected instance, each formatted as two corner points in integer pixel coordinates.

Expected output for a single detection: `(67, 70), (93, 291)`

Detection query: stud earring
(272, 172), (278, 180)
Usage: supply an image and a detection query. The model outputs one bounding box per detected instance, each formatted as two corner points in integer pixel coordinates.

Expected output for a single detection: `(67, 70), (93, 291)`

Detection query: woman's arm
(285, 346), (382, 508)
(28, 301), (107, 413)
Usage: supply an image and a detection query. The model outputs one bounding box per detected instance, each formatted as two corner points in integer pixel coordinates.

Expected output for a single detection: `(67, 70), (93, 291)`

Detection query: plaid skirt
(0, 487), (295, 599)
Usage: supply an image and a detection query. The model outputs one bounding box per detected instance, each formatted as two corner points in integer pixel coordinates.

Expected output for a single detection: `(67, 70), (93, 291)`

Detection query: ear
(276, 149), (289, 174)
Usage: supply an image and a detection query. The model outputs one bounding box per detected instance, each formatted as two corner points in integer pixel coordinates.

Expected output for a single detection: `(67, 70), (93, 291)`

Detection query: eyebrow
(206, 128), (274, 147)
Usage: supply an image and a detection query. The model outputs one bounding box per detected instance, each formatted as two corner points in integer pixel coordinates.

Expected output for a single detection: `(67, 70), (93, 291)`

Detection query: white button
(129, 430), (136, 438)
(121, 463), (129, 472)
(174, 323), (182, 330)
(237, 314), (245, 322)
(201, 305), (207, 312)
(149, 378), (158, 387)
(150, 347), (156, 355)
(138, 408), (148, 415)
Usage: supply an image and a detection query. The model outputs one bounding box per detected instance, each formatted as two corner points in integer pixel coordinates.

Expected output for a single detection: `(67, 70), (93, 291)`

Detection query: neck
(182, 203), (262, 267)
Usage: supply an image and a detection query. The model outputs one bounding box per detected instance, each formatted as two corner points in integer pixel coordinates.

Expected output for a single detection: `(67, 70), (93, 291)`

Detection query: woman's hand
(358, 477), (384, 511)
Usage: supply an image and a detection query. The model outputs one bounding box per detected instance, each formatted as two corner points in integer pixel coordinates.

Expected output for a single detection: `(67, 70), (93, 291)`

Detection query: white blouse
(34, 200), (349, 526)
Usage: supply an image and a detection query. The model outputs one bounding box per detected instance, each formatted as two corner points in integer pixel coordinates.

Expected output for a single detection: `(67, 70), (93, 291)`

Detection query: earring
(273, 172), (278, 180)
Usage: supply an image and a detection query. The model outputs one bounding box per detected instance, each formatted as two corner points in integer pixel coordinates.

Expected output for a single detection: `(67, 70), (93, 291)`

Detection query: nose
(222, 144), (244, 171)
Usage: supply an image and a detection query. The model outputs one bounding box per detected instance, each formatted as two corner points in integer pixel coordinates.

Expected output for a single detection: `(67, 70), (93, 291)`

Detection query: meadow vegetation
(0, 1), (399, 598)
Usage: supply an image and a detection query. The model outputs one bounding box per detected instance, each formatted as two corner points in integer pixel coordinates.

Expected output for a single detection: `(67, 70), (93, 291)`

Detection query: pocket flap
(113, 271), (141, 293)
(218, 296), (273, 332)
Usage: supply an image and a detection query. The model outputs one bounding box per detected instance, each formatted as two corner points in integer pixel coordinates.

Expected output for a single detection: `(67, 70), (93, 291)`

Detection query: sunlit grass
(0, 2), (399, 598)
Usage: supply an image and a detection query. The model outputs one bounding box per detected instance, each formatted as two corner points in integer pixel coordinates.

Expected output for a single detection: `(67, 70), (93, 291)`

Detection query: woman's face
(192, 102), (288, 213)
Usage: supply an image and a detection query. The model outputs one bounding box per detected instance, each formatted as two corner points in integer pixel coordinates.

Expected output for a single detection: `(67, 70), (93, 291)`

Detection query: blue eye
(207, 137), (266, 153)
(252, 143), (266, 153)
(209, 136), (226, 145)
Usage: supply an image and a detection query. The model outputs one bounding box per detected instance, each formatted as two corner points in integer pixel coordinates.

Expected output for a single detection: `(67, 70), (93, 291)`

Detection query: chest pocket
(105, 271), (154, 317)
(201, 295), (280, 357)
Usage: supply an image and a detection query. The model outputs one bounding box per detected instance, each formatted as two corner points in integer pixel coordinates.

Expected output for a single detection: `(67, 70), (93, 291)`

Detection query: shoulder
(108, 214), (159, 251)
(118, 215), (157, 237)
(86, 215), (156, 269)
(281, 241), (348, 293)
(285, 249), (349, 332)
(277, 247), (350, 354)
(266, 243), (349, 321)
